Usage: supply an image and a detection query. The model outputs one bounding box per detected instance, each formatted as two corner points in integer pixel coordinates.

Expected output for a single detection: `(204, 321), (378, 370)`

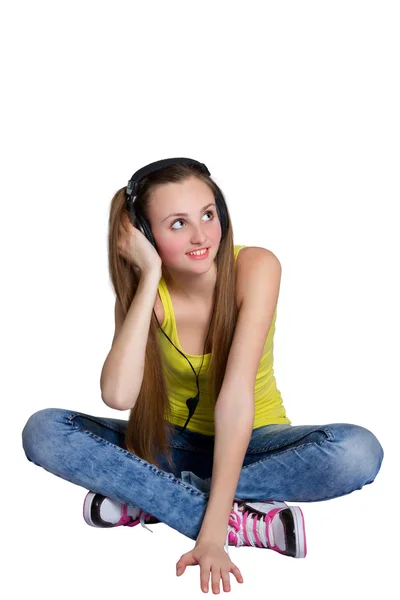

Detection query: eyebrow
(161, 203), (216, 222)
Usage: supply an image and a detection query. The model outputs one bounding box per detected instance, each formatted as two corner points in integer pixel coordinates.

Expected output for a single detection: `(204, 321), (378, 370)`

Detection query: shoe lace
(135, 511), (154, 533)
(122, 505), (154, 532)
(137, 511), (154, 533)
(226, 501), (274, 550)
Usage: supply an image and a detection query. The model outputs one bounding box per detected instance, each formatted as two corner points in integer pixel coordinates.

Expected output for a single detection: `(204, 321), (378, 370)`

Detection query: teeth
(187, 248), (207, 256)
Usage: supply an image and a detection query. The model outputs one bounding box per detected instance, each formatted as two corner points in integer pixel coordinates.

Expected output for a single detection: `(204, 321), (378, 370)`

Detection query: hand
(176, 540), (244, 594)
(117, 212), (162, 274)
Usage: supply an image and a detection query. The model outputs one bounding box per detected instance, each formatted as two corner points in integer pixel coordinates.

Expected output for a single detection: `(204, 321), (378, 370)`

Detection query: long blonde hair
(107, 163), (239, 470)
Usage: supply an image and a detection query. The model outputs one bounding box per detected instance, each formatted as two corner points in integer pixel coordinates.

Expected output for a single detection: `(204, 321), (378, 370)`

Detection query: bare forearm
(100, 269), (161, 410)
(197, 398), (254, 546)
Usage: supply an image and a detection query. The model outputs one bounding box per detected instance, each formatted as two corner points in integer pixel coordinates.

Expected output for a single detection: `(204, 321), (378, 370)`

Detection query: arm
(196, 249), (282, 546)
(196, 392), (254, 546)
(100, 267), (161, 410)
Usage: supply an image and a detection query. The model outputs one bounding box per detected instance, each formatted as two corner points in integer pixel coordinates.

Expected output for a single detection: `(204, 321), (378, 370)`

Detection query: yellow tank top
(157, 244), (291, 435)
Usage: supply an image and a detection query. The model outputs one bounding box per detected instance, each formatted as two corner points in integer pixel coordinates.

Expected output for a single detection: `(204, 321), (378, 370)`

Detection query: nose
(190, 224), (208, 244)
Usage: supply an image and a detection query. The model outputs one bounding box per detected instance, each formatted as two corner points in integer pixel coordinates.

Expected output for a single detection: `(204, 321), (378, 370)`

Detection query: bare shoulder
(236, 246), (280, 263)
(236, 247), (281, 307)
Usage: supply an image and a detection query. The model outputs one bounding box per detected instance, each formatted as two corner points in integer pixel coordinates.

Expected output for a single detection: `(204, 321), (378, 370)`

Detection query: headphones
(125, 157), (229, 435)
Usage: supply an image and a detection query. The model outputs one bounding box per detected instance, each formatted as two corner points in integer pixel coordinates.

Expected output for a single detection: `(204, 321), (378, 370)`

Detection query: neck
(162, 261), (217, 304)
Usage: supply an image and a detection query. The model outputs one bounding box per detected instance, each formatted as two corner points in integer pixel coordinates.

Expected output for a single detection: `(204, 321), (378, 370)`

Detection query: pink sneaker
(226, 500), (307, 558)
(83, 491), (160, 531)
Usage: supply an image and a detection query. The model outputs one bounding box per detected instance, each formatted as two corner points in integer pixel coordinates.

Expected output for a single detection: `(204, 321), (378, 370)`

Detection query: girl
(22, 157), (384, 595)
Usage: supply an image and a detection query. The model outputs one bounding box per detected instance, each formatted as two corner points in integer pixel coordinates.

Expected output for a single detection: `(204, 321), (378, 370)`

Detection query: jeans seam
(168, 442), (213, 453)
(67, 414), (209, 498)
(200, 433), (336, 484)
(241, 436), (334, 472)
(168, 441), (196, 451)
(246, 425), (336, 453)
(67, 412), (127, 436)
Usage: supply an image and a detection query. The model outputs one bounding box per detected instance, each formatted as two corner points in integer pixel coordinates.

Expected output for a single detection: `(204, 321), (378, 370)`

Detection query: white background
(3, 0), (399, 597)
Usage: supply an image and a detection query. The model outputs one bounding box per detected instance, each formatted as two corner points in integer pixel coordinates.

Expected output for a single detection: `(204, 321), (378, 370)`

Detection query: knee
(333, 423), (384, 484)
(22, 408), (63, 466)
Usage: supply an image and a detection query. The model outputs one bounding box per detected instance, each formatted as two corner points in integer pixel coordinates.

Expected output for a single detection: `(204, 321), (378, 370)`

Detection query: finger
(177, 553), (196, 572)
(117, 227), (125, 246)
(230, 563), (244, 583)
(200, 563), (211, 594)
(121, 214), (133, 232)
(211, 566), (221, 595)
(124, 214), (134, 230)
(221, 569), (231, 593)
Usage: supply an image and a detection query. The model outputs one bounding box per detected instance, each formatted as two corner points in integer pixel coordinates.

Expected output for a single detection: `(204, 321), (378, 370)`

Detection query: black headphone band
(126, 157), (210, 200)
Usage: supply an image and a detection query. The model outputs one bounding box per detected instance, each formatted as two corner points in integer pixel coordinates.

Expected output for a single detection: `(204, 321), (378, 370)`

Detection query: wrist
(195, 535), (225, 548)
(196, 523), (229, 548)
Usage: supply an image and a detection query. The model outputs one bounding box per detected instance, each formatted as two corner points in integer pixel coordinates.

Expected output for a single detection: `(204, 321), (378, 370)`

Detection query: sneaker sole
(289, 506), (307, 558)
(83, 491), (113, 528)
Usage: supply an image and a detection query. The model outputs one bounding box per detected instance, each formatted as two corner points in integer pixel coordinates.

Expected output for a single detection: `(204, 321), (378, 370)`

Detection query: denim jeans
(21, 408), (384, 541)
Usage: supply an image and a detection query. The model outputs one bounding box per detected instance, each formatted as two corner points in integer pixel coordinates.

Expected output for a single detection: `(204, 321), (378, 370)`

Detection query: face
(147, 176), (222, 272)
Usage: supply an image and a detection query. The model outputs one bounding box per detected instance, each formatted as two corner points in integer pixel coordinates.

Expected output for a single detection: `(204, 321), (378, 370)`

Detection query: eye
(171, 210), (214, 230)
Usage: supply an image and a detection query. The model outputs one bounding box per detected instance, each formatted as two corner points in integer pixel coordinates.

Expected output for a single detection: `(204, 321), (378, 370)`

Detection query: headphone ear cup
(137, 215), (157, 249)
(126, 205), (139, 229)
(126, 204), (157, 249)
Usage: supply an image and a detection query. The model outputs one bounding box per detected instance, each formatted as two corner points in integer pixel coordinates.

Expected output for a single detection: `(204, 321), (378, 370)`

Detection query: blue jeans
(21, 408), (384, 541)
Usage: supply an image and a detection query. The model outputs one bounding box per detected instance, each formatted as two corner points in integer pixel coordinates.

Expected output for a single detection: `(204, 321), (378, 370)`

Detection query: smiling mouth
(186, 247), (210, 256)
